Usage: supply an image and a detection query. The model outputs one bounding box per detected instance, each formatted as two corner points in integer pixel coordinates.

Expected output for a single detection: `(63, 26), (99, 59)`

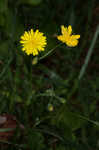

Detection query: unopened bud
(48, 104), (54, 112)
(32, 57), (38, 65)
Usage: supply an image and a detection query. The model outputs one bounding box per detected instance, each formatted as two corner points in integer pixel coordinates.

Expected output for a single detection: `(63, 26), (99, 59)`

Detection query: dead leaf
(0, 116), (7, 124)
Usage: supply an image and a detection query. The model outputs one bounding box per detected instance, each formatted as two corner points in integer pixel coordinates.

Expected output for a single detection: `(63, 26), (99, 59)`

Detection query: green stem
(57, 25), (99, 124)
(39, 43), (63, 60)
(73, 112), (99, 126)
(78, 25), (99, 80)
(0, 128), (14, 132)
(33, 128), (64, 141)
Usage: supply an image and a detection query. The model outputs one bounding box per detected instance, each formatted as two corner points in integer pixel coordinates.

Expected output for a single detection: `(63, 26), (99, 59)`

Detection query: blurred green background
(0, 0), (99, 149)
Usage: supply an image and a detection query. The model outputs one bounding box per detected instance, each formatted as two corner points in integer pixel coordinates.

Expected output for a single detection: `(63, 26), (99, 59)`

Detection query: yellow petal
(20, 36), (25, 40)
(66, 39), (78, 47)
(57, 35), (65, 43)
(20, 40), (25, 43)
(22, 47), (25, 51)
(71, 40), (78, 47)
(33, 49), (39, 56)
(67, 25), (72, 35)
(24, 31), (29, 38)
(30, 29), (34, 35)
(20, 28), (47, 56)
(71, 35), (80, 39)
(61, 25), (68, 35)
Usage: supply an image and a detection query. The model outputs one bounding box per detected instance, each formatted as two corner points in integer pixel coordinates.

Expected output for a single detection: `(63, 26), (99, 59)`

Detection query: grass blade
(78, 25), (99, 80)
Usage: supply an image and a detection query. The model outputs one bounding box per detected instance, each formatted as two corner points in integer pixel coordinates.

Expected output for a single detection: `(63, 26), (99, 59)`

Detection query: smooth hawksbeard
(20, 29), (47, 56)
(57, 25), (80, 47)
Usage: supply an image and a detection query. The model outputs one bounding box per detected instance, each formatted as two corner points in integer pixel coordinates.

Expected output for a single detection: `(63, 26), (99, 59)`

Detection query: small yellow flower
(20, 29), (47, 56)
(57, 25), (80, 47)
(48, 104), (54, 112)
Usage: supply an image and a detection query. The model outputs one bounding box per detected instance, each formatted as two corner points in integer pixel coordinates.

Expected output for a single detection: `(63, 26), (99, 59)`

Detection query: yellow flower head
(57, 25), (80, 47)
(48, 104), (54, 112)
(20, 29), (47, 56)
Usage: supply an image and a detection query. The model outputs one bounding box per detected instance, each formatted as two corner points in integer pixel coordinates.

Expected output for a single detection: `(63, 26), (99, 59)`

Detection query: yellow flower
(20, 29), (47, 56)
(48, 104), (54, 112)
(57, 25), (80, 47)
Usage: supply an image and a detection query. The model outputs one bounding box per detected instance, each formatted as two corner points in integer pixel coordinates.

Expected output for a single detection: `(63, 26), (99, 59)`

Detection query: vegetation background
(0, 0), (99, 149)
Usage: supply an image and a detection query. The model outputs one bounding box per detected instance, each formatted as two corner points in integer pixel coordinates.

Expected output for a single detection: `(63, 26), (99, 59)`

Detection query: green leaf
(54, 107), (86, 131)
